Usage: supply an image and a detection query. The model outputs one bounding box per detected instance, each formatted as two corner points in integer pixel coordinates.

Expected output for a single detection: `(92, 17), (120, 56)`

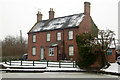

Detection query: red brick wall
(28, 14), (92, 61)
(28, 28), (79, 61)
(63, 28), (78, 59)
(78, 15), (91, 34)
(107, 48), (116, 63)
(45, 47), (57, 61)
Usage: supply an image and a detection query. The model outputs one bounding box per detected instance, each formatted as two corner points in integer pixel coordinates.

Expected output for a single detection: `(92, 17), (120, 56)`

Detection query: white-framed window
(57, 32), (61, 41)
(69, 31), (73, 40)
(32, 47), (36, 56)
(69, 46), (74, 56)
(49, 48), (54, 56)
(32, 35), (36, 42)
(47, 33), (50, 41)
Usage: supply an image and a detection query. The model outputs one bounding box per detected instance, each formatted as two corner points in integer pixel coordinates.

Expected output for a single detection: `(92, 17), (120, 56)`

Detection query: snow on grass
(2, 61), (77, 69)
(5, 68), (82, 72)
(46, 67), (80, 70)
(5, 61), (75, 66)
(2, 61), (119, 73)
(3, 63), (46, 68)
(101, 62), (119, 73)
(1, 61), (82, 72)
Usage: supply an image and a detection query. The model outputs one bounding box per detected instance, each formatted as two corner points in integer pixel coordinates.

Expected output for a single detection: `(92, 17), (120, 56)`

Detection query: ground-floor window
(32, 46), (36, 56)
(69, 45), (74, 56)
(49, 48), (54, 56)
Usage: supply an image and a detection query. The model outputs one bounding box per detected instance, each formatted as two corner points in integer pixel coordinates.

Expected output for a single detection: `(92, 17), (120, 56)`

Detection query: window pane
(33, 35), (36, 42)
(49, 48), (54, 56)
(69, 46), (74, 56)
(47, 33), (50, 41)
(69, 31), (73, 40)
(32, 47), (36, 55)
(57, 32), (61, 40)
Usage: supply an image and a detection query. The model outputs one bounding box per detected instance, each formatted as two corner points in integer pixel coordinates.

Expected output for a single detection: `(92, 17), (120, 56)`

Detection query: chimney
(84, 2), (91, 15)
(37, 11), (42, 22)
(49, 8), (54, 20)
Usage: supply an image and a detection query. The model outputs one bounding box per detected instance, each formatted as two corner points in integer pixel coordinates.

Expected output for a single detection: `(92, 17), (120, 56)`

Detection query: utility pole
(20, 30), (22, 44)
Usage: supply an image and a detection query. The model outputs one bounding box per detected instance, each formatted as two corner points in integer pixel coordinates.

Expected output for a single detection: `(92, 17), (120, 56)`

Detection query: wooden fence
(4, 59), (77, 68)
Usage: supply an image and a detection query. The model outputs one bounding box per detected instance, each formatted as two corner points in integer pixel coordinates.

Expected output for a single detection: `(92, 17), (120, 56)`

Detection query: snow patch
(101, 62), (119, 73)
(31, 13), (85, 32)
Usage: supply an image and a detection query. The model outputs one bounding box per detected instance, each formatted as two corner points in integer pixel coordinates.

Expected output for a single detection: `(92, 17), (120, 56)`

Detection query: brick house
(27, 2), (115, 62)
(28, 2), (98, 61)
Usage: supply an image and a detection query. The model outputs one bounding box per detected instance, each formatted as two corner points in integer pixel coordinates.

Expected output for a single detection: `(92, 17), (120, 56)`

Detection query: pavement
(1, 72), (118, 78)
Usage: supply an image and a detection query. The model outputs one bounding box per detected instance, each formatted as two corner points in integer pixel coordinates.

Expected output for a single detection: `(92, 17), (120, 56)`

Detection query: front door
(41, 47), (44, 60)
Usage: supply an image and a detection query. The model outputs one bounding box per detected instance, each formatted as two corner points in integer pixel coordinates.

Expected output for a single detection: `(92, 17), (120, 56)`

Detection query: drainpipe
(57, 46), (59, 61)
(62, 29), (65, 60)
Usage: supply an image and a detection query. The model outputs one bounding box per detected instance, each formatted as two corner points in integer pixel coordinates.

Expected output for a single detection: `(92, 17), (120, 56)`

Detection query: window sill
(68, 55), (73, 56)
(68, 39), (73, 40)
(49, 55), (54, 56)
(57, 40), (61, 41)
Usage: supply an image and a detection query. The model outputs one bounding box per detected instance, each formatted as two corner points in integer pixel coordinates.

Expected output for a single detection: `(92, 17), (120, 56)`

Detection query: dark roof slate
(29, 13), (85, 33)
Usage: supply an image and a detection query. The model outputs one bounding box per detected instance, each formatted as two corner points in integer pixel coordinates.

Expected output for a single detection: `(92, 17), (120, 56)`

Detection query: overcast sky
(0, 0), (119, 40)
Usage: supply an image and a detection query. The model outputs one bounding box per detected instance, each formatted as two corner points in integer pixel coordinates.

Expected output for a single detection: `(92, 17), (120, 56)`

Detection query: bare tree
(2, 35), (28, 60)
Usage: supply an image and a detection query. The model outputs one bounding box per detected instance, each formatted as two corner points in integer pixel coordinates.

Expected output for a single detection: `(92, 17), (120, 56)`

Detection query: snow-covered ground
(1, 61), (81, 72)
(101, 62), (119, 73)
(3, 61), (76, 68)
(1, 61), (120, 73)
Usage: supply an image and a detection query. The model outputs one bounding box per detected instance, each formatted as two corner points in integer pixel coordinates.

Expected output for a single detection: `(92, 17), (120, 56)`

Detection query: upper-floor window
(69, 31), (73, 40)
(32, 35), (36, 42)
(32, 46), (36, 56)
(69, 45), (74, 56)
(49, 48), (54, 56)
(47, 33), (50, 41)
(57, 32), (61, 41)
(107, 49), (112, 55)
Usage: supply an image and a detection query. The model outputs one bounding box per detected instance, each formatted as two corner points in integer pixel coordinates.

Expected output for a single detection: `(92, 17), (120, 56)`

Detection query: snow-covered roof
(109, 42), (116, 48)
(29, 13), (85, 33)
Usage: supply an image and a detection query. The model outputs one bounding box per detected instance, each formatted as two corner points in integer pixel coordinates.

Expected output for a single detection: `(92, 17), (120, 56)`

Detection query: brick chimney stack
(49, 8), (54, 20)
(84, 2), (91, 15)
(37, 11), (42, 22)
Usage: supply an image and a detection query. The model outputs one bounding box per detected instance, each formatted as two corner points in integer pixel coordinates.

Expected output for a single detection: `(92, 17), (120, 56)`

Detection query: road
(2, 72), (118, 78)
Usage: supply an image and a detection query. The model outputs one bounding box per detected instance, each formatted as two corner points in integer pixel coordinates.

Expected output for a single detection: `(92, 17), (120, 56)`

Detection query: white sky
(0, 0), (119, 40)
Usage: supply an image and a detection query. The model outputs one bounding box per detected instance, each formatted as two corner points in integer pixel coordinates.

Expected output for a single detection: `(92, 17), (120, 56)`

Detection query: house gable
(91, 18), (98, 36)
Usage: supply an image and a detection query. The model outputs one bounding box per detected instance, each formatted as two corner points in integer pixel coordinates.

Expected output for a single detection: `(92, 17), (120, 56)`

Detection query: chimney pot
(38, 11), (41, 14)
(49, 8), (54, 20)
(50, 8), (53, 11)
(37, 11), (42, 22)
